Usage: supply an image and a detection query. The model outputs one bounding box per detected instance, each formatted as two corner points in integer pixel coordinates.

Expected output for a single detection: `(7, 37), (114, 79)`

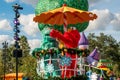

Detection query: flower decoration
(36, 67), (45, 76)
(60, 55), (72, 66)
(77, 58), (82, 65)
(46, 63), (54, 73)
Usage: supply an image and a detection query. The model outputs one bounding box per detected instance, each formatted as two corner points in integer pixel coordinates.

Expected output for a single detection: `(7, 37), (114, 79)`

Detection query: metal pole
(16, 53), (18, 80)
(12, 3), (23, 80)
(2, 41), (8, 80)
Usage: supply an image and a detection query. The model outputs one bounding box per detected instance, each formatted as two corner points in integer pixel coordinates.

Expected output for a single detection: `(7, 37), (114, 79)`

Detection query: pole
(16, 52), (18, 80)
(12, 3), (23, 80)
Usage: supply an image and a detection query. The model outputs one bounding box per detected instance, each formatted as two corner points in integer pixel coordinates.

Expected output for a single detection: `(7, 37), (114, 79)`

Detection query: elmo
(50, 29), (80, 78)
(50, 29), (80, 48)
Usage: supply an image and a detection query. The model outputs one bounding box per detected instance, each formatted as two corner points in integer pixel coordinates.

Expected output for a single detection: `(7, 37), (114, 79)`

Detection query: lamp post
(12, 3), (23, 80)
(2, 41), (8, 80)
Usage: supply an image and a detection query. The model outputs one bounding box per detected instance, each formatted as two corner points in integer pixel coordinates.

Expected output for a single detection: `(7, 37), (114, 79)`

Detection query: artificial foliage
(35, 0), (88, 14)
(32, 47), (88, 58)
(35, 0), (89, 32)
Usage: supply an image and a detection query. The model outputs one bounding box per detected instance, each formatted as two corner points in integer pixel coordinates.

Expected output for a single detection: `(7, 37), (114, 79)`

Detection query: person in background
(117, 77), (120, 80)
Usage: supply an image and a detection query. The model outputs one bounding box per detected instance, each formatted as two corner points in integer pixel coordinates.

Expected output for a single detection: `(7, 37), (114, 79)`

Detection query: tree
(0, 43), (16, 80)
(18, 36), (37, 79)
(0, 49), (4, 75)
(0, 36), (38, 79)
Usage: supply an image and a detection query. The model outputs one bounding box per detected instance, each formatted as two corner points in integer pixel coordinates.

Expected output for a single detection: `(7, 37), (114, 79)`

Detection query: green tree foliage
(87, 33), (120, 77)
(0, 44), (15, 75)
(18, 36), (37, 78)
(0, 49), (4, 75)
(19, 36), (30, 57)
(0, 36), (37, 79)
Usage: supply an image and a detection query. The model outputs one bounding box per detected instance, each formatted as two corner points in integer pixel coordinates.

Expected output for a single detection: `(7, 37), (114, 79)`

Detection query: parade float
(31, 0), (113, 79)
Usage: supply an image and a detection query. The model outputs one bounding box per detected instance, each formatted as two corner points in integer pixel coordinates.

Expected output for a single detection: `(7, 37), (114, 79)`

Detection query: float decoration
(60, 55), (72, 66)
(34, 4), (97, 25)
(46, 63), (54, 73)
(89, 48), (100, 61)
(87, 47), (100, 67)
(35, 0), (89, 32)
(77, 32), (89, 75)
(31, 28), (59, 58)
(98, 65), (109, 71)
(34, 4), (97, 32)
(79, 32), (89, 50)
(32, 1), (98, 79)
(32, 47), (89, 58)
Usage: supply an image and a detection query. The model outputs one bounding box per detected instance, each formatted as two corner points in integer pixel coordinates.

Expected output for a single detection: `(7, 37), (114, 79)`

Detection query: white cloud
(88, 0), (110, 7)
(28, 39), (41, 50)
(88, 0), (100, 7)
(20, 0), (38, 7)
(0, 19), (12, 30)
(86, 9), (114, 31)
(4, 0), (15, 3)
(111, 13), (120, 31)
(19, 14), (40, 37)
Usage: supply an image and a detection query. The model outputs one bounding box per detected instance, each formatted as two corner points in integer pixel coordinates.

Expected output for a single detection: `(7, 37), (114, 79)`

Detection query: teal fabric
(31, 28), (58, 57)
(31, 28), (60, 78)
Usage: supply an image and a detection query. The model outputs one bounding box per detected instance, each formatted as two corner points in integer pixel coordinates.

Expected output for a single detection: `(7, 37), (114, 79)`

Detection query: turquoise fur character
(32, 28), (60, 78)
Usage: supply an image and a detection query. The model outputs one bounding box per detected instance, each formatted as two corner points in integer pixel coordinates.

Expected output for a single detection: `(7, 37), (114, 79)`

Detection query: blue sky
(0, 0), (120, 50)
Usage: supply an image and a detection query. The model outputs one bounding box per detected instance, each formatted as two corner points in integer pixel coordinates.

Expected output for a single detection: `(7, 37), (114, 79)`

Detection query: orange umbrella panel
(33, 4), (97, 26)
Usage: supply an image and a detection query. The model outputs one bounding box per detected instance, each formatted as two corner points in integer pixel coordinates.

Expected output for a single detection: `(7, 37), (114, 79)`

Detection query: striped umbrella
(33, 4), (97, 32)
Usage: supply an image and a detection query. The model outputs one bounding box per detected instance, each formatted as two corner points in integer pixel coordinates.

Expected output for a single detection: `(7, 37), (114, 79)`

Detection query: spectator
(117, 77), (120, 80)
